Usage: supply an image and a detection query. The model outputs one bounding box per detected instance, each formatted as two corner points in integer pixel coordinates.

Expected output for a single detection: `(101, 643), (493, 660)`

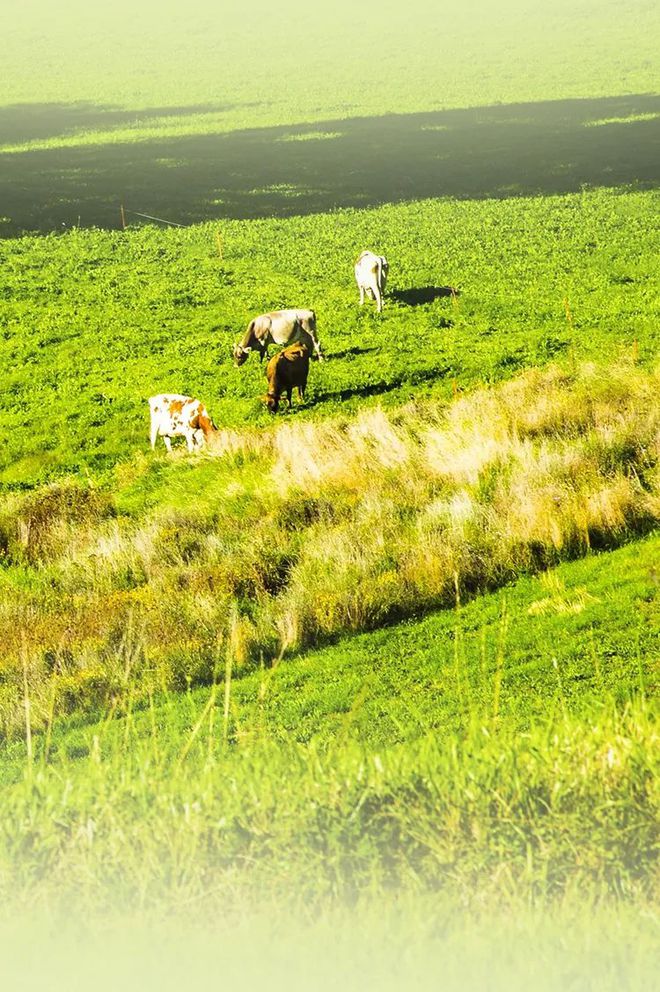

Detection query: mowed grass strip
(16, 528), (656, 763)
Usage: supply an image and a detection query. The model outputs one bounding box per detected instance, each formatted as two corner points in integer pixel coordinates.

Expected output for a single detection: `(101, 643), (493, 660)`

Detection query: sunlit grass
(1, 187), (658, 485)
(0, 360), (658, 734)
(0, 685), (656, 916)
(584, 112), (660, 127)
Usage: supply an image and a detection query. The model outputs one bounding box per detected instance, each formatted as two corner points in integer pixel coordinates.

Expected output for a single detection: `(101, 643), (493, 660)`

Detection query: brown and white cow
(149, 394), (216, 452)
(355, 251), (388, 313)
(263, 343), (310, 413)
(233, 308), (323, 365)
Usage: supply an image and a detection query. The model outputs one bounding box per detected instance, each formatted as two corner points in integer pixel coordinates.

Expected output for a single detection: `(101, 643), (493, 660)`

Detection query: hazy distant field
(1, 0), (659, 232)
(4, 0), (660, 126)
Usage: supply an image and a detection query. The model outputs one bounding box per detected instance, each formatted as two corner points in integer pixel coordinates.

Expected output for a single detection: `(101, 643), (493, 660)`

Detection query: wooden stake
(120, 204), (127, 230)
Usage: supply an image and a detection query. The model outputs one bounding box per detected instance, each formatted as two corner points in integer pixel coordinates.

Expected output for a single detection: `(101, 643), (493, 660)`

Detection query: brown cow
(263, 344), (310, 413)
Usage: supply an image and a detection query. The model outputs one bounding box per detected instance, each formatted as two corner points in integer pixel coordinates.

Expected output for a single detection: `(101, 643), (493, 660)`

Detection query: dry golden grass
(1, 361), (658, 732)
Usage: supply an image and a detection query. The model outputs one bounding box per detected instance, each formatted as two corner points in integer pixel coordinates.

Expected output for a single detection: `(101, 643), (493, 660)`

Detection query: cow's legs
(150, 421), (159, 450)
(300, 325), (323, 362)
(163, 435), (173, 454)
(312, 335), (324, 361)
(359, 285), (365, 305)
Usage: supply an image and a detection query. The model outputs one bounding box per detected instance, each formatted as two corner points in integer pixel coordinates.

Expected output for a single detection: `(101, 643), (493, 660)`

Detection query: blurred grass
(0, 679), (656, 917)
(0, 528), (657, 918)
(3, 1), (659, 142)
(0, 895), (658, 992)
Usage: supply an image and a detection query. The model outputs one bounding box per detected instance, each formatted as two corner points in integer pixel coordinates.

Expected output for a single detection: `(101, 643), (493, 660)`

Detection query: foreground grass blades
(0, 695), (656, 916)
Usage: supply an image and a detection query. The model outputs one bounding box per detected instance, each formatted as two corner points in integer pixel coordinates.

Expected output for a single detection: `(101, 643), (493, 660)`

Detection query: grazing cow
(263, 343), (310, 413)
(149, 394), (216, 452)
(233, 308), (323, 365)
(355, 250), (388, 312)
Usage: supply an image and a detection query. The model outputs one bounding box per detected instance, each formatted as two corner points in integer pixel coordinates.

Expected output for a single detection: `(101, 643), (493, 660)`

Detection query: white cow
(149, 394), (216, 453)
(233, 309), (323, 365)
(355, 251), (389, 313)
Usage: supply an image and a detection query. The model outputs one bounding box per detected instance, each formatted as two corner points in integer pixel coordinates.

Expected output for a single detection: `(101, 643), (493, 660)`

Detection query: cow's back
(150, 393), (193, 421)
(267, 310), (314, 340)
(149, 393), (207, 430)
(355, 251), (381, 277)
(270, 344), (309, 388)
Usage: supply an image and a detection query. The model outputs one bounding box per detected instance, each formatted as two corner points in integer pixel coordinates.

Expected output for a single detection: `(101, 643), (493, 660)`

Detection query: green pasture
(1, 0), (659, 969)
(1, 188), (658, 487)
(3, 0), (660, 146)
(1, 1), (659, 233)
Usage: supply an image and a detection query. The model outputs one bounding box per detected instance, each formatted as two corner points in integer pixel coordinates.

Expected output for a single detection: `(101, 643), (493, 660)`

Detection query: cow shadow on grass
(326, 345), (380, 360)
(1, 93), (659, 233)
(390, 286), (459, 306)
(315, 365), (449, 404)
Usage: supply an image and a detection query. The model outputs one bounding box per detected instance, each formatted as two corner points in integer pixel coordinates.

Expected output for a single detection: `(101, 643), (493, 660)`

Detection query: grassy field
(1, 530), (657, 985)
(1, 188), (658, 486)
(1, 1), (659, 982)
(4, 1), (659, 135)
(1, 360), (658, 733)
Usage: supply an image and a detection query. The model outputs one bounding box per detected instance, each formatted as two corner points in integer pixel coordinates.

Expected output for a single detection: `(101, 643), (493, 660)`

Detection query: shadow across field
(0, 101), (241, 146)
(1, 94), (659, 233)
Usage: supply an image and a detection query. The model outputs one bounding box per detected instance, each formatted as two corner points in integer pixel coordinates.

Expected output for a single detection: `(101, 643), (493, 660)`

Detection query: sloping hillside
(0, 535), (656, 918)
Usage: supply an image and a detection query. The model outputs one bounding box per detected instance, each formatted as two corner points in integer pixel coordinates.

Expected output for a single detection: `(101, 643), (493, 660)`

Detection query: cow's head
(262, 392), (279, 414)
(233, 343), (251, 366)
